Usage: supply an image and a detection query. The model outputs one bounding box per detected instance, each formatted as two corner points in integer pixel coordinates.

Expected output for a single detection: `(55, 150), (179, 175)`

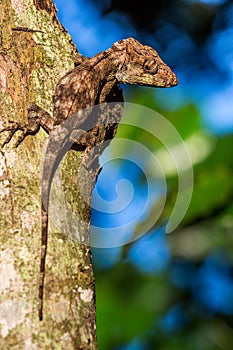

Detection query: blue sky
(53, 0), (233, 256)
(51, 3), (233, 346)
(54, 0), (135, 56)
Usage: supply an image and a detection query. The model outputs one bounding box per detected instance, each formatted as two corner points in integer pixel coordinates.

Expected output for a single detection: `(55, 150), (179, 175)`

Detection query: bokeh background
(54, 1), (233, 349)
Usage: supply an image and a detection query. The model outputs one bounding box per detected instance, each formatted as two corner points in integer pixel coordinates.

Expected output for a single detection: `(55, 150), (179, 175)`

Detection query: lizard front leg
(0, 103), (53, 147)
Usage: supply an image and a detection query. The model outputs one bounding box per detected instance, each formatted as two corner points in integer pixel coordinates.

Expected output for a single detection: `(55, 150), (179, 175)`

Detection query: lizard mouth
(116, 63), (178, 88)
(156, 67), (178, 88)
(136, 73), (178, 88)
(167, 73), (179, 87)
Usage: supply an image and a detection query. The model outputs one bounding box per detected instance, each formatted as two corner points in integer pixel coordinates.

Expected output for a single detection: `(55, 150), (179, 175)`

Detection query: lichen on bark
(0, 0), (97, 348)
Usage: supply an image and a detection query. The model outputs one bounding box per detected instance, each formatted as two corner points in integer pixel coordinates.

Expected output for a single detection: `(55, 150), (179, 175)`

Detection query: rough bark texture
(0, 0), (97, 348)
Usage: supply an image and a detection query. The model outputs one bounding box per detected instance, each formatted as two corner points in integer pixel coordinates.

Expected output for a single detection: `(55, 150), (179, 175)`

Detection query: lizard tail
(39, 118), (86, 321)
(39, 202), (48, 321)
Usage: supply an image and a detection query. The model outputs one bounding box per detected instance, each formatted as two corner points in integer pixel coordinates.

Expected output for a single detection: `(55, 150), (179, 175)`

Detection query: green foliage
(94, 86), (233, 350)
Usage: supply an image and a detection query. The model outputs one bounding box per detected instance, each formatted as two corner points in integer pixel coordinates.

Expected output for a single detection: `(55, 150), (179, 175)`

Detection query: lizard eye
(143, 60), (158, 74)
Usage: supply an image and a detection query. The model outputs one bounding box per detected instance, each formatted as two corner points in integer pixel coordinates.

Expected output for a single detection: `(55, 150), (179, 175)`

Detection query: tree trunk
(0, 0), (97, 348)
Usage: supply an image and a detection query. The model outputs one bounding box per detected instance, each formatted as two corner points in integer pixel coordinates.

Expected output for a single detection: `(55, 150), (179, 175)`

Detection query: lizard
(0, 37), (178, 320)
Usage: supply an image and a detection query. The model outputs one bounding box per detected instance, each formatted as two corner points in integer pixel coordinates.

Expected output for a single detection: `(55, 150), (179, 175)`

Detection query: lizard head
(114, 37), (178, 88)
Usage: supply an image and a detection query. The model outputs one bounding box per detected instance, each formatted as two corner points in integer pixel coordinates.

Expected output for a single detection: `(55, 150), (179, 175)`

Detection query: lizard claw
(0, 110), (41, 148)
(0, 121), (23, 147)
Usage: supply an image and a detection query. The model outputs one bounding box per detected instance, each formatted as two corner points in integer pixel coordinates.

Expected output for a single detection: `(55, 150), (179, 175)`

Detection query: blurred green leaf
(95, 86), (233, 350)
(96, 263), (176, 350)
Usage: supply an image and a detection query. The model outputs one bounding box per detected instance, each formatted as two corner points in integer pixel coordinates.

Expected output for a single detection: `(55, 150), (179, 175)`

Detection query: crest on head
(112, 37), (178, 88)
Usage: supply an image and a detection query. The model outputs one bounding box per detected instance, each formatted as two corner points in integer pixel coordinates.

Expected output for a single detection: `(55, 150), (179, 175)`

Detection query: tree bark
(0, 0), (97, 348)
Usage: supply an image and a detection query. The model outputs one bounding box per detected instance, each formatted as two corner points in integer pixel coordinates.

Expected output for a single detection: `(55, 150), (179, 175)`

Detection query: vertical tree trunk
(0, 0), (97, 348)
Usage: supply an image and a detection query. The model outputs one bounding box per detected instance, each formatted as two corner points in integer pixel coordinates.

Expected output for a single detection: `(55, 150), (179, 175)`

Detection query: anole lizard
(1, 37), (178, 320)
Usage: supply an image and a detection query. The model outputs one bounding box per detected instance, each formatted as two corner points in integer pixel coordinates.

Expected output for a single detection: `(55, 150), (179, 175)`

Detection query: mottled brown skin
(0, 37), (178, 320)
(53, 38), (177, 125)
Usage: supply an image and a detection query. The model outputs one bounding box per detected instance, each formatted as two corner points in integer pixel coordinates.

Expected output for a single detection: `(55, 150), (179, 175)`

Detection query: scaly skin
(0, 37), (178, 320)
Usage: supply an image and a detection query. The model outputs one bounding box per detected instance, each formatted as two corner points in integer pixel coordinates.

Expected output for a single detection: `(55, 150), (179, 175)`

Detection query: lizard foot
(0, 104), (49, 148)
(0, 120), (31, 147)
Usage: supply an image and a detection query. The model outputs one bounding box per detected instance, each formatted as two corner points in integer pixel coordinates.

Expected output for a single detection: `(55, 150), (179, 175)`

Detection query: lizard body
(0, 37), (178, 320)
